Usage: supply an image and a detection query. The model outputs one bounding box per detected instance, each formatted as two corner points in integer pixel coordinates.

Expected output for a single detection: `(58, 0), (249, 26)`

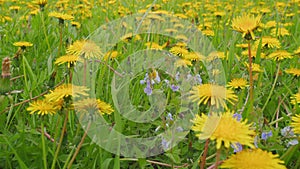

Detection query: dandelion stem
(261, 62), (281, 114)
(58, 23), (63, 56)
(41, 121), (48, 169)
(215, 149), (221, 169)
(247, 40), (254, 111)
(200, 139), (210, 169)
(51, 110), (69, 169)
(67, 120), (92, 169)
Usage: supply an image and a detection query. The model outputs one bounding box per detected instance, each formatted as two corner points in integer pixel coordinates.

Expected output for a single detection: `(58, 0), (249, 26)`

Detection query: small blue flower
(175, 72), (180, 81)
(287, 139), (299, 147)
(140, 79), (146, 84)
(167, 113), (173, 121)
(254, 135), (259, 148)
(231, 142), (243, 153)
(261, 131), (272, 141)
(195, 74), (202, 84)
(233, 113), (242, 121)
(171, 84), (179, 92)
(144, 80), (152, 95)
(161, 138), (171, 150)
(281, 126), (294, 137)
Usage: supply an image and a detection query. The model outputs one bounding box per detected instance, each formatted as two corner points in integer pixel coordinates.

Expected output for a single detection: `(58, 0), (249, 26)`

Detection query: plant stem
(215, 149), (221, 169)
(200, 139), (210, 169)
(51, 110), (69, 169)
(41, 121), (48, 169)
(247, 41), (254, 112)
(261, 62), (281, 114)
(67, 120), (92, 169)
(58, 23), (63, 56)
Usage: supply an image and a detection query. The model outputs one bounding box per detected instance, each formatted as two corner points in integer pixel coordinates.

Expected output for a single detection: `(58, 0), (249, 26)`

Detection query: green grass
(1, 0), (300, 168)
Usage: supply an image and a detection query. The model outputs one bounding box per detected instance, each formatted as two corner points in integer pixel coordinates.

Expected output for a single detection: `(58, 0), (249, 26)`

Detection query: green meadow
(0, 0), (300, 168)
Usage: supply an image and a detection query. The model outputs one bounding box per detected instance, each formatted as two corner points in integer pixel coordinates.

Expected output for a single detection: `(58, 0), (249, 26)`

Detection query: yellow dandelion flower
(174, 13), (188, 19)
(191, 111), (255, 149)
(221, 148), (286, 169)
(244, 62), (263, 72)
(206, 51), (226, 61)
(227, 78), (248, 89)
(175, 34), (188, 42)
(145, 42), (167, 50)
(9, 6), (20, 11)
(271, 27), (290, 37)
(242, 48), (266, 58)
(120, 33), (141, 42)
(164, 28), (178, 34)
(81, 40), (103, 59)
(184, 52), (205, 61)
(34, 0), (47, 9)
(285, 68), (300, 77)
(236, 43), (249, 48)
(104, 50), (118, 60)
(49, 11), (74, 22)
(174, 59), (192, 68)
(290, 90), (300, 105)
(13, 41), (33, 49)
(71, 21), (81, 29)
(268, 50), (292, 61)
(45, 84), (89, 101)
(189, 84), (238, 109)
(170, 46), (189, 57)
(54, 55), (82, 68)
(255, 36), (281, 49)
(202, 29), (215, 37)
(291, 114), (300, 134)
(66, 40), (85, 56)
(231, 13), (261, 40)
(27, 98), (62, 116)
(67, 40), (103, 59)
(293, 47), (300, 55)
(264, 20), (277, 28)
(73, 98), (114, 115)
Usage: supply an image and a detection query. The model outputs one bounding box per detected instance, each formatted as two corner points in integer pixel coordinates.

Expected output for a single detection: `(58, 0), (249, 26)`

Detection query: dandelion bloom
(191, 111), (255, 149)
(104, 50), (118, 60)
(268, 50), (292, 61)
(45, 84), (89, 101)
(271, 27), (290, 37)
(73, 98), (114, 115)
(244, 62), (263, 72)
(291, 114), (300, 134)
(231, 14), (261, 40)
(293, 47), (300, 55)
(206, 51), (226, 61)
(221, 149), (287, 169)
(145, 42), (167, 50)
(290, 90), (300, 105)
(169, 46), (189, 57)
(255, 36), (281, 49)
(227, 78), (248, 89)
(67, 40), (103, 59)
(174, 59), (192, 68)
(27, 99), (62, 116)
(189, 84), (238, 109)
(49, 12), (74, 21)
(55, 55), (82, 68)
(13, 41), (33, 48)
(285, 68), (300, 77)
